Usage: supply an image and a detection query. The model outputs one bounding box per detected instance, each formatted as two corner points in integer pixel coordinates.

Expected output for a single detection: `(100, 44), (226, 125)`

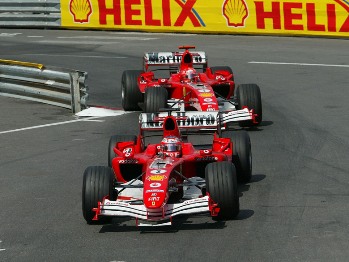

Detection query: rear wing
(139, 108), (254, 131)
(143, 51), (207, 71)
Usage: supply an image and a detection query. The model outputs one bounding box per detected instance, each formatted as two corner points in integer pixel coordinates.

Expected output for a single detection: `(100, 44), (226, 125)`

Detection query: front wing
(93, 196), (219, 225)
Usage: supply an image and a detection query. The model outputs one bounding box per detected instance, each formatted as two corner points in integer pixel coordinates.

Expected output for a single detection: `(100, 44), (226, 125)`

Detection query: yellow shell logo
(147, 175), (166, 181)
(222, 0), (249, 27)
(69, 0), (92, 23)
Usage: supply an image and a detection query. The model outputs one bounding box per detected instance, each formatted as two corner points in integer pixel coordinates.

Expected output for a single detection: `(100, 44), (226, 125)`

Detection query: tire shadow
(239, 173), (266, 196)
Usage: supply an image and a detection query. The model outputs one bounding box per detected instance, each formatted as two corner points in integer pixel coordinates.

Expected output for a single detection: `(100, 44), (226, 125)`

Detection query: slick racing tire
(231, 131), (252, 183)
(121, 70), (143, 111)
(108, 135), (137, 167)
(82, 166), (115, 224)
(205, 162), (239, 220)
(144, 86), (168, 113)
(236, 84), (262, 127)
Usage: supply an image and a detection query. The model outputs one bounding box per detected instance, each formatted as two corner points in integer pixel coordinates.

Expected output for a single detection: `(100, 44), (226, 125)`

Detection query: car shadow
(250, 174), (266, 183)
(238, 173), (265, 196)
(227, 120), (273, 132)
(98, 209), (254, 233)
(259, 120), (273, 127)
(245, 120), (274, 131)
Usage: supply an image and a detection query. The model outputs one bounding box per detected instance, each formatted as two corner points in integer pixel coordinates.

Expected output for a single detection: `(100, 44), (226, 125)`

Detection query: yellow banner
(61, 0), (349, 38)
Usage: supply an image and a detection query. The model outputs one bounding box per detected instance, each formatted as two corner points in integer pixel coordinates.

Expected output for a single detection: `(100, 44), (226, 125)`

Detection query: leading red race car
(82, 109), (255, 226)
(121, 45), (262, 127)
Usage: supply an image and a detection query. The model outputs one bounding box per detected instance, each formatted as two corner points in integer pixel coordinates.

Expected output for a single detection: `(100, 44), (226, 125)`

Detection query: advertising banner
(61, 0), (349, 38)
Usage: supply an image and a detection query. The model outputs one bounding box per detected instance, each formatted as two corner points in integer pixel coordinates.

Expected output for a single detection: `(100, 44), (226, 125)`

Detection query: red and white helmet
(184, 68), (197, 80)
(160, 136), (182, 157)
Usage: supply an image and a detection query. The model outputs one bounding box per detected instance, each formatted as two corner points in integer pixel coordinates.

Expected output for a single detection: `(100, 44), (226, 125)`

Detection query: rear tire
(205, 162), (239, 220)
(144, 86), (168, 113)
(108, 135), (137, 167)
(236, 84), (262, 127)
(121, 70), (143, 111)
(231, 131), (252, 183)
(82, 166), (115, 224)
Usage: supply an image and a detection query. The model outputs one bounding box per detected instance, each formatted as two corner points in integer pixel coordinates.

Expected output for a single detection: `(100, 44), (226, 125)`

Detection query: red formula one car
(121, 45), (262, 127)
(82, 109), (255, 226)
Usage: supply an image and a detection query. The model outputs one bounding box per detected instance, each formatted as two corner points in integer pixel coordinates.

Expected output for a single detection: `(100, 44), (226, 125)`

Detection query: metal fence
(0, 60), (88, 113)
(0, 0), (60, 28)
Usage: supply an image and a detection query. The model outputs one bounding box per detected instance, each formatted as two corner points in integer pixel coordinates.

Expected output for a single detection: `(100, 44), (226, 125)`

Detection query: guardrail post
(70, 72), (81, 113)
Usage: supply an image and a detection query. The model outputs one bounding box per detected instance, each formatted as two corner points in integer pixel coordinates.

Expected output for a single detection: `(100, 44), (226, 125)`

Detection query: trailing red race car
(82, 108), (255, 226)
(121, 45), (262, 127)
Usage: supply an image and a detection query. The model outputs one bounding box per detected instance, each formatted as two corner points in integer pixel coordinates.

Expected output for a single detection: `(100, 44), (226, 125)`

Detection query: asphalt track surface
(0, 29), (348, 262)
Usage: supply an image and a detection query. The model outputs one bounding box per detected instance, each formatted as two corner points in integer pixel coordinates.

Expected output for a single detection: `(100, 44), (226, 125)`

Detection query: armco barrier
(0, 0), (60, 28)
(0, 59), (88, 113)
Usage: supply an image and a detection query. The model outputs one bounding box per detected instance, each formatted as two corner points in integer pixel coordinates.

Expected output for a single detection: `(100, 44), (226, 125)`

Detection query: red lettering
(306, 3), (325, 31)
(98, 0), (121, 25)
(162, 0), (171, 26)
(339, 16), (349, 32)
(255, 2), (281, 29)
(334, 0), (349, 32)
(174, 0), (201, 27)
(144, 0), (161, 26)
(284, 2), (303, 30)
(125, 0), (142, 25)
(327, 4), (337, 32)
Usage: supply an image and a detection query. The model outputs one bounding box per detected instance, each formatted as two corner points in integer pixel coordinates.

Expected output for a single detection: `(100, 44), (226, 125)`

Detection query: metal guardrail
(0, 59), (88, 113)
(0, 0), (60, 28)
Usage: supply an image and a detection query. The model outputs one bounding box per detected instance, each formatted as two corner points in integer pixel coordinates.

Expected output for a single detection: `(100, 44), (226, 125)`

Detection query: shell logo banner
(60, 0), (349, 38)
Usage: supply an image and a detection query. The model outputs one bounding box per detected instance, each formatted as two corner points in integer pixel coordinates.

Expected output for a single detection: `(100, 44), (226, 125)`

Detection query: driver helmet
(160, 136), (182, 157)
(185, 68), (197, 81)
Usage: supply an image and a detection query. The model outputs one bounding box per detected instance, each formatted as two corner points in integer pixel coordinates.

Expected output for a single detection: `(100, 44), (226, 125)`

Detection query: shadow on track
(239, 174), (266, 196)
(98, 210), (254, 233)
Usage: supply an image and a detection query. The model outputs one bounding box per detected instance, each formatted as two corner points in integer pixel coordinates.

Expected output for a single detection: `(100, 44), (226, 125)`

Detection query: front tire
(82, 166), (115, 224)
(236, 84), (262, 127)
(108, 135), (137, 167)
(121, 70), (143, 111)
(144, 86), (168, 113)
(231, 131), (252, 183)
(205, 162), (239, 220)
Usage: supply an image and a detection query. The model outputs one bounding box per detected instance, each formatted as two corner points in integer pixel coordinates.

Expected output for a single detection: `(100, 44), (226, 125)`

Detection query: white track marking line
(0, 32), (22, 37)
(0, 108), (132, 135)
(27, 36), (44, 38)
(0, 117), (103, 135)
(249, 61), (349, 68)
(82, 119), (105, 122)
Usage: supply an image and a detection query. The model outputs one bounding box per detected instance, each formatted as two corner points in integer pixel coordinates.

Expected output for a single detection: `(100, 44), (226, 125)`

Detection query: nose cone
(143, 173), (169, 209)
